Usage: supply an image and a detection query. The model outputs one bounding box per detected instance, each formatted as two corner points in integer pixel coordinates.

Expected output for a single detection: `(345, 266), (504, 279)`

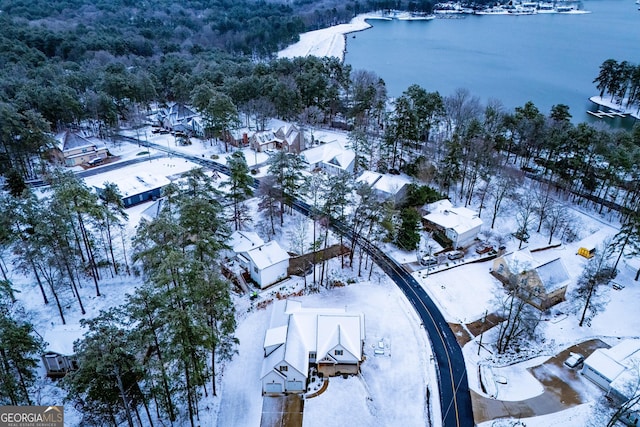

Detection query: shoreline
(278, 11), (434, 62)
(589, 96), (640, 121)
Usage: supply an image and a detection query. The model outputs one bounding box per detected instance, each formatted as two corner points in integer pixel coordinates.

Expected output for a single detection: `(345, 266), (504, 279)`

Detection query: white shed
(245, 241), (290, 288)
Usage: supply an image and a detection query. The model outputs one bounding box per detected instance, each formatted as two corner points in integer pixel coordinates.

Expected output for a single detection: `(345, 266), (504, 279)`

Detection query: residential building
(241, 241), (290, 288)
(301, 140), (355, 175)
(423, 200), (483, 249)
(250, 124), (306, 153)
(582, 340), (640, 403)
(491, 249), (570, 310)
(261, 300), (365, 395)
(51, 130), (109, 167)
(356, 171), (412, 205)
(156, 103), (203, 137)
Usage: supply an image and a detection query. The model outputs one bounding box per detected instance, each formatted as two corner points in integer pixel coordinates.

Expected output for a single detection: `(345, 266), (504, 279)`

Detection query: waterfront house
(51, 130), (109, 167)
(491, 249), (569, 310)
(261, 300), (365, 395)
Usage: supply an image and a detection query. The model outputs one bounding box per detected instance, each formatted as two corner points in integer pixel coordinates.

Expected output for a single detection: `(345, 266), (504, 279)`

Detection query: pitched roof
(356, 171), (411, 196)
(316, 314), (364, 360)
(424, 199), (483, 233)
(55, 131), (107, 153)
(246, 241), (290, 270)
(229, 231), (264, 254)
(535, 258), (570, 293)
(302, 140), (355, 170)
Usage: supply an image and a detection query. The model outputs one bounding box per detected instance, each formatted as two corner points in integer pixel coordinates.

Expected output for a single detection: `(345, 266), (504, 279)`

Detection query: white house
(356, 171), (412, 205)
(582, 340), (640, 401)
(423, 199), (483, 248)
(261, 300), (365, 395)
(243, 241), (290, 288)
(301, 140), (355, 175)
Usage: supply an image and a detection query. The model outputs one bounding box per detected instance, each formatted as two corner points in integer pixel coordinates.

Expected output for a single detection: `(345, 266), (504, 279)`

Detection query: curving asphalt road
(118, 135), (475, 427)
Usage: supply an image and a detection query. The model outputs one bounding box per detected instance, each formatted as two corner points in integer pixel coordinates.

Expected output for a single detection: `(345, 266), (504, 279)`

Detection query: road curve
(117, 135), (475, 426)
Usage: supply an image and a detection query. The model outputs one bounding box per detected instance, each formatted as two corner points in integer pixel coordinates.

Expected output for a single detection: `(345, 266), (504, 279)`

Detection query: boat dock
(587, 109), (628, 119)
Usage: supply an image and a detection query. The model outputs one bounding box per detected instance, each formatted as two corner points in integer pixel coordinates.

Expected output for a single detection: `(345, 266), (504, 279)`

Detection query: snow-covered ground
(8, 119), (640, 427)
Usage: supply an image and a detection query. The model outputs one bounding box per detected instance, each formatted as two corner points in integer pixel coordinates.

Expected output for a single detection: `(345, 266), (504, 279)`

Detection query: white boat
(475, 6), (510, 14)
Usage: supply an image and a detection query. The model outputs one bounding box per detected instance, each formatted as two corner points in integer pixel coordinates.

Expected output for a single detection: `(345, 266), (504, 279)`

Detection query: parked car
(475, 243), (494, 254)
(447, 250), (464, 260)
(564, 352), (584, 368)
(87, 157), (104, 166)
(420, 255), (438, 266)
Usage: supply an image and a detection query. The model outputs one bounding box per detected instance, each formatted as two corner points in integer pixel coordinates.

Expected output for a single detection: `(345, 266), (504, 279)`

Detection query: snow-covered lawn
(216, 272), (432, 427)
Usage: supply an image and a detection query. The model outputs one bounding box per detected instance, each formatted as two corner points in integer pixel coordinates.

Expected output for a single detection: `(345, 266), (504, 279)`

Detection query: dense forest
(2, 0), (640, 424)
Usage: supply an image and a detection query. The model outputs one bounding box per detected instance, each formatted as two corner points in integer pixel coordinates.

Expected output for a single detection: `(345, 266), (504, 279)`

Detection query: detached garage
(582, 349), (625, 390)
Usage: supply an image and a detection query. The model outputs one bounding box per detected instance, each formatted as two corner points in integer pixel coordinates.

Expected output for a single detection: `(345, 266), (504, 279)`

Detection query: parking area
(472, 339), (610, 423)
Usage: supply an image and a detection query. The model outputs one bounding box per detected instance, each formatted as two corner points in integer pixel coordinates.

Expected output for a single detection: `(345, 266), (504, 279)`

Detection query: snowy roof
(43, 327), (85, 355)
(55, 130), (107, 153)
(356, 171), (411, 196)
(423, 200), (483, 234)
(608, 339), (640, 362)
(263, 325), (288, 349)
(261, 301), (364, 382)
(584, 348), (626, 382)
(229, 231), (264, 254)
(535, 258), (570, 293)
(316, 314), (364, 360)
(252, 130), (283, 146)
(502, 249), (537, 274)
(246, 241), (290, 270)
(302, 141), (355, 170)
(140, 198), (167, 221)
(95, 173), (171, 197)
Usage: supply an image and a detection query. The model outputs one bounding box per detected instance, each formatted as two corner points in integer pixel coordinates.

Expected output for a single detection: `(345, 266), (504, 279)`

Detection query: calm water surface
(345, 0), (640, 124)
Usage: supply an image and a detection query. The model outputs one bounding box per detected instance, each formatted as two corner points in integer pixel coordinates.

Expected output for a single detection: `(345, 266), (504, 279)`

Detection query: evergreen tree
(223, 151), (254, 230)
(266, 151), (305, 225)
(396, 207), (421, 251)
(0, 310), (44, 406)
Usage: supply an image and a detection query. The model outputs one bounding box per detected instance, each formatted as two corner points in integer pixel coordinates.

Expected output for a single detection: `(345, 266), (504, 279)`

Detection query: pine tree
(396, 207), (421, 251)
(0, 310), (44, 406)
(223, 151), (254, 230)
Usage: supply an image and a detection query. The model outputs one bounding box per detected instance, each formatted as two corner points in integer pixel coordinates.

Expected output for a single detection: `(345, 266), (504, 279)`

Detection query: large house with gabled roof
(51, 130), (109, 167)
(261, 300), (365, 395)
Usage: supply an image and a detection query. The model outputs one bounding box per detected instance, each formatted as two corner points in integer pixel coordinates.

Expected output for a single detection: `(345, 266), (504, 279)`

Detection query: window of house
(309, 352), (316, 359)
(279, 365), (288, 372)
(334, 349), (343, 356)
(253, 266), (258, 274)
(497, 264), (504, 273)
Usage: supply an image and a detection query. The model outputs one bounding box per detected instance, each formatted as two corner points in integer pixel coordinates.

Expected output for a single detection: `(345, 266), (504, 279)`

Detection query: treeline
(594, 59), (640, 112)
(0, 169), (236, 426)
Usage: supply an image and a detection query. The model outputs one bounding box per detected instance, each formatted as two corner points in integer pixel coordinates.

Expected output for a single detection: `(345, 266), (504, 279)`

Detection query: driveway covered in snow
(472, 339), (609, 423)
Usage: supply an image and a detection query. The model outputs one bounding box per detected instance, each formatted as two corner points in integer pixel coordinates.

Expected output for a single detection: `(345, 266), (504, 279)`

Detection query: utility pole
(477, 310), (488, 356)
